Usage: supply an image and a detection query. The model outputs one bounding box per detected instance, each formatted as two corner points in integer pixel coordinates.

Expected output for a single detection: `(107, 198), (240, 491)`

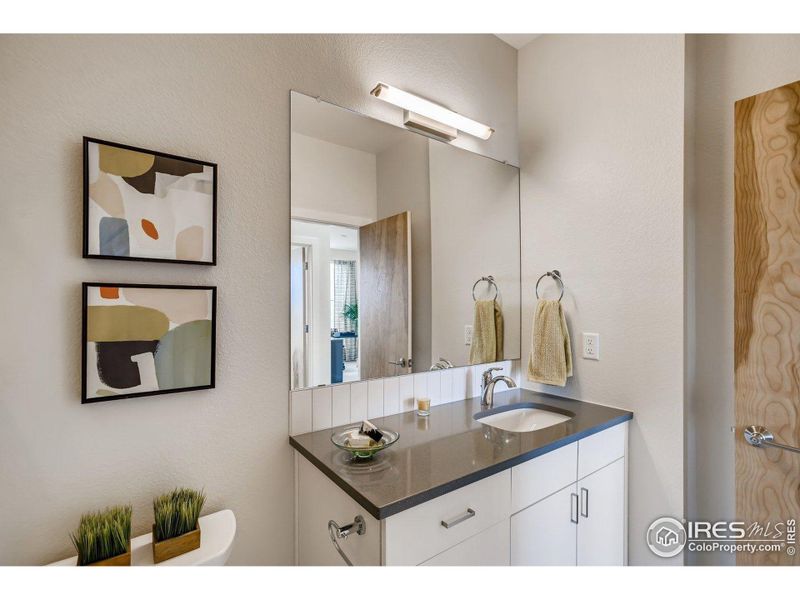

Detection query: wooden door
(359, 212), (412, 379)
(510, 484), (577, 566)
(576, 459), (625, 566)
(735, 80), (800, 566)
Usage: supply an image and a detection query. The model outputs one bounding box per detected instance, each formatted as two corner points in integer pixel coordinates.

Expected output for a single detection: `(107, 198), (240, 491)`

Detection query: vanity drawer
(511, 441), (577, 513)
(420, 519), (510, 566)
(577, 423), (626, 480)
(383, 470), (511, 566)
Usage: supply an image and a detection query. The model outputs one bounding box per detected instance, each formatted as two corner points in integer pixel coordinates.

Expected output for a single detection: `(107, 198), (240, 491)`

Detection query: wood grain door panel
(735, 80), (800, 566)
(359, 212), (412, 379)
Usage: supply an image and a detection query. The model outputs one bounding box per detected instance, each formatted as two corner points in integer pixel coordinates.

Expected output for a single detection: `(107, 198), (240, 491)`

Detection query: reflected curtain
(333, 260), (358, 362)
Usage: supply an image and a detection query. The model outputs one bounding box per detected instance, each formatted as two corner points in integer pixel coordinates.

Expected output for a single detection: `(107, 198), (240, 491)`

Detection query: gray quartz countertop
(289, 388), (632, 520)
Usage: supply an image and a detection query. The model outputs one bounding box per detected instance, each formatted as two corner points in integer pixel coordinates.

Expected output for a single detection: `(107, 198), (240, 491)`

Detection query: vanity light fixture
(370, 82), (494, 141)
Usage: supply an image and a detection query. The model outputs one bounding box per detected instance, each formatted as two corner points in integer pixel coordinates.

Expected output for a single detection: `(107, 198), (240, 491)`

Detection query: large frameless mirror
(290, 91), (521, 390)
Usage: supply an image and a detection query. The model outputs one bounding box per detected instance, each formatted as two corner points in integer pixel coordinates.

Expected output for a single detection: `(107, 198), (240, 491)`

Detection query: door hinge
(304, 324), (310, 333)
(304, 261), (309, 271)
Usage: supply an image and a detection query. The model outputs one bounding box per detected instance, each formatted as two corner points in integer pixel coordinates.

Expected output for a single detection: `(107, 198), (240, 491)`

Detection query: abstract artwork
(82, 283), (216, 403)
(83, 138), (217, 264)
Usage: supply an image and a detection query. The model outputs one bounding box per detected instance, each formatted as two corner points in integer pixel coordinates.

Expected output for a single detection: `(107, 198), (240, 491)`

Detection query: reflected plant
(342, 303), (358, 323)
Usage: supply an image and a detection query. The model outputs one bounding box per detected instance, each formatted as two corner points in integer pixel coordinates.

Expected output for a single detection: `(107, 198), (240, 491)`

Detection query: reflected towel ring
(535, 270), (564, 301)
(472, 276), (498, 301)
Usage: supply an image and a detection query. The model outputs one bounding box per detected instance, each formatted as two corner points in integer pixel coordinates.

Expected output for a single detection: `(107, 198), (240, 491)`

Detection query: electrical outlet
(464, 325), (473, 345)
(582, 333), (600, 360)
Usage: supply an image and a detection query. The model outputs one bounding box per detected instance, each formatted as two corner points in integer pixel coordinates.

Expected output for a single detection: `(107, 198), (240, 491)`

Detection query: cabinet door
(421, 520), (510, 566)
(576, 458), (625, 566)
(510, 484), (577, 566)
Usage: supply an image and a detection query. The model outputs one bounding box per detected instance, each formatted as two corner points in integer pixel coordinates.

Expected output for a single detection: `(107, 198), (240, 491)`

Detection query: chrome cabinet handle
(580, 487), (589, 518)
(744, 425), (800, 455)
(570, 493), (579, 524)
(441, 508), (476, 529)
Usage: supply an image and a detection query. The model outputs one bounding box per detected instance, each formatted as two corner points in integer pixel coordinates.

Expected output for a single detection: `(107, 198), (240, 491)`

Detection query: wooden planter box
(85, 545), (131, 566)
(152, 524), (201, 564)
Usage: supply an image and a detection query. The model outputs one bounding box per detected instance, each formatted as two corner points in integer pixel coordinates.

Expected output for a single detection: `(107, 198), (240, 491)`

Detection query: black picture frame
(82, 137), (218, 265)
(81, 282), (217, 404)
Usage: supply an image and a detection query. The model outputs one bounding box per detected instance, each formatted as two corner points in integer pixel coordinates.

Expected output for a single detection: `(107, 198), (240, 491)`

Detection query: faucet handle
(481, 367), (503, 385)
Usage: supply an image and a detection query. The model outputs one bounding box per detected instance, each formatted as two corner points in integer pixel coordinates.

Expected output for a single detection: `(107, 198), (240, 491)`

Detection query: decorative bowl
(331, 426), (400, 459)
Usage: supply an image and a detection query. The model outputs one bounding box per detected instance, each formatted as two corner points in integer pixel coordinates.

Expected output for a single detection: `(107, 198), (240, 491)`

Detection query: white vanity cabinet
(510, 424), (627, 566)
(295, 422), (628, 566)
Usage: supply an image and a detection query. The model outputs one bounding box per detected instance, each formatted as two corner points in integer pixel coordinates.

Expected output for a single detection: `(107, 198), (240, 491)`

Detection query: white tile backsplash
(312, 387), (333, 430)
(367, 379), (384, 419)
(383, 377), (400, 416)
(398, 375), (415, 412)
(451, 367), (468, 402)
(413, 372), (428, 400)
(438, 369), (453, 405)
(350, 381), (369, 423)
(331, 385), (351, 427)
(289, 359), (519, 434)
(428, 371), (441, 406)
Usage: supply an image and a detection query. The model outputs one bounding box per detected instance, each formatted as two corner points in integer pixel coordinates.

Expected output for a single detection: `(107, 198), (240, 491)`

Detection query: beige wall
(290, 132), (377, 226)
(686, 34), (800, 566)
(518, 34), (686, 565)
(0, 34), (517, 565)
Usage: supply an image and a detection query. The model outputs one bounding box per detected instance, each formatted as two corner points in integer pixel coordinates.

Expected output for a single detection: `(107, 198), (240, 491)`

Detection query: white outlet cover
(465, 325), (473, 345)
(582, 333), (600, 360)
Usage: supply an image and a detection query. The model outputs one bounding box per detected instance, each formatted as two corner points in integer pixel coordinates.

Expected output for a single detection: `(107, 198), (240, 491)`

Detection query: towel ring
(472, 276), (498, 301)
(535, 270), (564, 301)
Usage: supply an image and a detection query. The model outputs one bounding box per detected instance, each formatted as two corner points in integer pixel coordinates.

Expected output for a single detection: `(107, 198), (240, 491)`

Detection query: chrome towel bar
(328, 515), (366, 566)
(744, 425), (800, 455)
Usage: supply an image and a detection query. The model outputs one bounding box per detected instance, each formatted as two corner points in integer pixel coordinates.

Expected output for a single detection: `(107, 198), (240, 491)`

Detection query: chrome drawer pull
(441, 508), (476, 529)
(580, 487), (589, 518)
(570, 493), (579, 524)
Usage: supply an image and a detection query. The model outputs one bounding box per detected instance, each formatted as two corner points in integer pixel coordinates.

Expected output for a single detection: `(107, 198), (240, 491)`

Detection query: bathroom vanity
(290, 388), (632, 566)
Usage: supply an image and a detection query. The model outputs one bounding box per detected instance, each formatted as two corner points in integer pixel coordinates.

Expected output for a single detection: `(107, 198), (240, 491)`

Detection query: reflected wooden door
(359, 212), (412, 379)
(735, 80), (800, 566)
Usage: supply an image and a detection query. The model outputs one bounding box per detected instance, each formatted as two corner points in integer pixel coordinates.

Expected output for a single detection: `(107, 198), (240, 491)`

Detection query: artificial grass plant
(69, 505), (132, 565)
(153, 487), (206, 541)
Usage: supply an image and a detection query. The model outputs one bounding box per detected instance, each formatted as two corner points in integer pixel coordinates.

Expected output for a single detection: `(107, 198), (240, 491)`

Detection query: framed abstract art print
(82, 283), (217, 403)
(83, 137), (217, 264)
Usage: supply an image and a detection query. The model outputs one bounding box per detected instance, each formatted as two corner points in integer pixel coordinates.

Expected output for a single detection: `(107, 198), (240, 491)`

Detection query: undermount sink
(474, 403), (573, 433)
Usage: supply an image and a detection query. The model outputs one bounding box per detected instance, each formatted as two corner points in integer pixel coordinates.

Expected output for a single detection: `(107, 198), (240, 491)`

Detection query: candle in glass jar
(416, 397), (431, 417)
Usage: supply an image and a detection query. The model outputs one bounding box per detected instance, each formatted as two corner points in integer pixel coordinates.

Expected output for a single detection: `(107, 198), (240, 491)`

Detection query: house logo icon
(647, 517), (686, 558)
(656, 527), (679, 546)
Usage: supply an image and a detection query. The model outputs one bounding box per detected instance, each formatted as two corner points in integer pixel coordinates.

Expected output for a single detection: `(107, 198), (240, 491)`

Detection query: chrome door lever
(744, 425), (800, 455)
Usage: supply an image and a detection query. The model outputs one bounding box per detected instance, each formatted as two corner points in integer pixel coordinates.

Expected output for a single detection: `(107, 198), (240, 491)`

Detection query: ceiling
(494, 34), (541, 50)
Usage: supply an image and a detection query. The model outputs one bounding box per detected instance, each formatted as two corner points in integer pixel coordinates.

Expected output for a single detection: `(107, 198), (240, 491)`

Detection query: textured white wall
(518, 34), (686, 565)
(687, 34), (800, 566)
(0, 34), (517, 565)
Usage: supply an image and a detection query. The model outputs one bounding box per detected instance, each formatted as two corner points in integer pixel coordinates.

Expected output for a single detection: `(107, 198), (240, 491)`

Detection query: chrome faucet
(480, 367), (516, 408)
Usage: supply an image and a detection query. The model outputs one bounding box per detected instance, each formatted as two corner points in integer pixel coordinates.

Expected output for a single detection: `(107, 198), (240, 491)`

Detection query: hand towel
(527, 299), (572, 386)
(469, 300), (504, 364)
